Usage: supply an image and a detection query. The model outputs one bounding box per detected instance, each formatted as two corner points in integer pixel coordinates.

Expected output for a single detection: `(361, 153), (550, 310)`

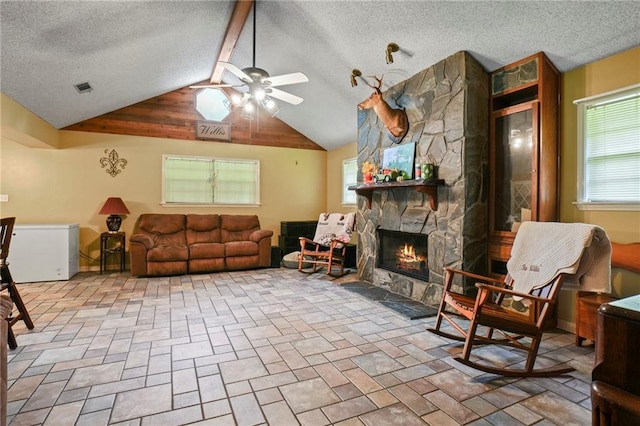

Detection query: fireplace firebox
(377, 229), (429, 281)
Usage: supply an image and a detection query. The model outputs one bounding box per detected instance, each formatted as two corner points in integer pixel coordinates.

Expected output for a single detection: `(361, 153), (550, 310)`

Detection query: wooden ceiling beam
(210, 0), (254, 84)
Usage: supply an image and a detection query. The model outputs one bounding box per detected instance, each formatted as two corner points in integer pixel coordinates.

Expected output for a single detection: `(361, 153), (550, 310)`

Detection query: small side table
(576, 291), (618, 346)
(100, 232), (125, 274)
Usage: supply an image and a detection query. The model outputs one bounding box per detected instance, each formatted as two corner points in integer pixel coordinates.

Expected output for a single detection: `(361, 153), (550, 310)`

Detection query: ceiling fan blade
(264, 72), (309, 87)
(267, 88), (304, 105)
(189, 84), (236, 89)
(219, 61), (253, 82)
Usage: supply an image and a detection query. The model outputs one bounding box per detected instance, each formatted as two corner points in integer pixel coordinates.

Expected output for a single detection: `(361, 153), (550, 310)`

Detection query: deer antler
(364, 75), (384, 91)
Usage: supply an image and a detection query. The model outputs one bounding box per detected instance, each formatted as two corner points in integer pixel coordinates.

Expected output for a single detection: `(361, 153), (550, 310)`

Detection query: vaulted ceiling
(2, 1), (639, 151)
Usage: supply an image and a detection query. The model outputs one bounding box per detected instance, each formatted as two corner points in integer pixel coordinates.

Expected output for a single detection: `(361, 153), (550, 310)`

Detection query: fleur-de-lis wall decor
(100, 149), (128, 177)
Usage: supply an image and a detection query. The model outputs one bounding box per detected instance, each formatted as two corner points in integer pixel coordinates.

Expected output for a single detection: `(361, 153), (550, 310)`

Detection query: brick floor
(5, 268), (595, 425)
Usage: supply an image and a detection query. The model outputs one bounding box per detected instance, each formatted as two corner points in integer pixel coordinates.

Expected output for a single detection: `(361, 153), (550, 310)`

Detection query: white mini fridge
(7, 224), (80, 283)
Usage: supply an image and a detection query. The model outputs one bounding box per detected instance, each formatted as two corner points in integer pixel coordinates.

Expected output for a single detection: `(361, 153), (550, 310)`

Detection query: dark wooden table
(100, 232), (125, 274)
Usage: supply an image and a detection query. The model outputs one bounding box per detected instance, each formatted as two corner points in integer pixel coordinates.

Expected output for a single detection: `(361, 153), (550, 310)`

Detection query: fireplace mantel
(349, 179), (445, 210)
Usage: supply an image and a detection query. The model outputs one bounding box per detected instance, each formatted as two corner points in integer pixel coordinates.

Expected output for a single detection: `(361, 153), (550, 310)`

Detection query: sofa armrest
(130, 234), (155, 250)
(250, 229), (273, 243)
(250, 229), (274, 268)
(130, 234), (155, 276)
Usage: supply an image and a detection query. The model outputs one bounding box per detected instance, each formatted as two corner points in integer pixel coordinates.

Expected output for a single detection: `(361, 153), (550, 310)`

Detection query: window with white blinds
(342, 157), (357, 205)
(574, 84), (640, 210)
(163, 155), (260, 205)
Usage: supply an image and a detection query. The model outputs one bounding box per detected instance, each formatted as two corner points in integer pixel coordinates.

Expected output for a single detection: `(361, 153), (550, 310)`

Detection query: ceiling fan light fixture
(231, 94), (243, 105)
(194, 1), (307, 120)
(253, 88), (266, 101)
(264, 98), (275, 109)
(240, 108), (254, 120)
(261, 97), (279, 116)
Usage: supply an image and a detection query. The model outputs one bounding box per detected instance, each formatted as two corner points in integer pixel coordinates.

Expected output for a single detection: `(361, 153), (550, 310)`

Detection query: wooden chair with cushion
(0, 217), (34, 349)
(429, 221), (611, 377)
(298, 213), (355, 277)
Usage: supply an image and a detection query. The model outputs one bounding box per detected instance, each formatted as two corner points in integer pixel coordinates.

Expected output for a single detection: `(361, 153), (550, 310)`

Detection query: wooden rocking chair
(429, 221), (611, 377)
(298, 213), (355, 277)
(1, 217), (35, 349)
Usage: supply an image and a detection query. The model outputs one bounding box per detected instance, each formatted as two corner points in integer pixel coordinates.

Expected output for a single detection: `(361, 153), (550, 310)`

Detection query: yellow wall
(557, 46), (640, 326)
(326, 141), (357, 214)
(1, 108), (327, 270)
(1, 94), (59, 149)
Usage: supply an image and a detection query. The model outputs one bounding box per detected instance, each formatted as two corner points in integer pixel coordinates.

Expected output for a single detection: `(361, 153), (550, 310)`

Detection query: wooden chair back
(0, 218), (16, 266)
(0, 217), (34, 349)
(311, 213), (355, 248)
(502, 274), (560, 329)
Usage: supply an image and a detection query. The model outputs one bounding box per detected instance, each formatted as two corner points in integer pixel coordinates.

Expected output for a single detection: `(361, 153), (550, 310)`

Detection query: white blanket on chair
(313, 213), (355, 248)
(507, 222), (611, 294)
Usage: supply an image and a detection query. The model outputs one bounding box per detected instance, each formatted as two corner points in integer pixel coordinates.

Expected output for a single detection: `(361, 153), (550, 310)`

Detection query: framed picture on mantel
(382, 142), (416, 177)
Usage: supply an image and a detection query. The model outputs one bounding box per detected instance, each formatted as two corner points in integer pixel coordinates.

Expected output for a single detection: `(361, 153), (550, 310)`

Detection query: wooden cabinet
(576, 291), (617, 346)
(487, 52), (560, 277)
(592, 295), (640, 425)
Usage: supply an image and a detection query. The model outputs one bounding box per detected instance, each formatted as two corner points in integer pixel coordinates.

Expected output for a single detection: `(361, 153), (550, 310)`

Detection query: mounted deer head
(357, 75), (408, 144)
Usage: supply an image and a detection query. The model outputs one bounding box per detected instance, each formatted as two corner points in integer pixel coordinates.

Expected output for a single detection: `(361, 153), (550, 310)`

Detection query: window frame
(342, 157), (357, 206)
(573, 83), (640, 211)
(162, 154), (260, 207)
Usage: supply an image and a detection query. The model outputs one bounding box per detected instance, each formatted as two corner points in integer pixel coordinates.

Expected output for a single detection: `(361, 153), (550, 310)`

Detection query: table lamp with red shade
(99, 197), (130, 233)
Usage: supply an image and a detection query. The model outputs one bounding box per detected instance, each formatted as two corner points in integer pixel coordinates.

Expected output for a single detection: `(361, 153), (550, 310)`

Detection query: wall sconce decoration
(350, 69), (362, 87)
(385, 43), (400, 64)
(99, 197), (130, 232)
(100, 149), (128, 177)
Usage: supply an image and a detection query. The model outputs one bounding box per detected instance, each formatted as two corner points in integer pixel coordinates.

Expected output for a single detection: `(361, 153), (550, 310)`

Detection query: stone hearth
(355, 51), (489, 306)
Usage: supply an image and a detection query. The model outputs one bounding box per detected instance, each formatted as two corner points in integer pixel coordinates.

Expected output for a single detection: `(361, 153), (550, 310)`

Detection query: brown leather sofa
(1, 294), (11, 426)
(130, 214), (273, 276)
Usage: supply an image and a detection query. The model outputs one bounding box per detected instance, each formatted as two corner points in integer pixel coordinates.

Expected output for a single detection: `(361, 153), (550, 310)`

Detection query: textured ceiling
(1, 1), (639, 151)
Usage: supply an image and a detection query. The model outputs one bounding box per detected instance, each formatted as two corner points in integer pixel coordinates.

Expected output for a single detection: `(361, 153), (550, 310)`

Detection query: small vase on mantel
(364, 172), (374, 184)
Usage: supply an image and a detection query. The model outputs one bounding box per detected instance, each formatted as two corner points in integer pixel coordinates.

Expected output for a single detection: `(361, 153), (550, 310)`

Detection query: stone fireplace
(355, 51), (489, 306)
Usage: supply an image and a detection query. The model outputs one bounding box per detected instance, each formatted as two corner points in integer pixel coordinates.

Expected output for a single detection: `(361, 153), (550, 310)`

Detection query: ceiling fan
(191, 1), (309, 114)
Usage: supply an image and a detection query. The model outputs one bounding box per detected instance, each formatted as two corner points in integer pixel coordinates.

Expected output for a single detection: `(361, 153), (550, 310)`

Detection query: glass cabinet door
(491, 102), (538, 234)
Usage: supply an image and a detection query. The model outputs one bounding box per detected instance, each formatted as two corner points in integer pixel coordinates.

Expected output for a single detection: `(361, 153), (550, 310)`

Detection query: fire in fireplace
(377, 229), (429, 281)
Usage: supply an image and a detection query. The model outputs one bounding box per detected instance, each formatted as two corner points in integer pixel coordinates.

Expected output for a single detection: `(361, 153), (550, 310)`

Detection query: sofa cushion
(190, 242), (225, 259)
(189, 258), (225, 273)
(147, 245), (189, 262)
(186, 214), (221, 245)
(147, 261), (187, 276)
(226, 255), (259, 271)
(138, 214), (187, 246)
(225, 241), (259, 257)
(221, 215), (260, 243)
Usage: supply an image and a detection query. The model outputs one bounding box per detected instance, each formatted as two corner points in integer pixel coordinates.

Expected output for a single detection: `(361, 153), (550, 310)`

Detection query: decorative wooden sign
(195, 120), (231, 141)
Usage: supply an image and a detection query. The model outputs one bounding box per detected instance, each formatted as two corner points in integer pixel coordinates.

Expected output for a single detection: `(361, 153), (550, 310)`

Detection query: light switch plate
(0, 194), (9, 202)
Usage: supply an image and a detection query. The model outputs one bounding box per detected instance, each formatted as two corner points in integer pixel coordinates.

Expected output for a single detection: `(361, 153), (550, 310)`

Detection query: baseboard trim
(557, 318), (576, 333)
